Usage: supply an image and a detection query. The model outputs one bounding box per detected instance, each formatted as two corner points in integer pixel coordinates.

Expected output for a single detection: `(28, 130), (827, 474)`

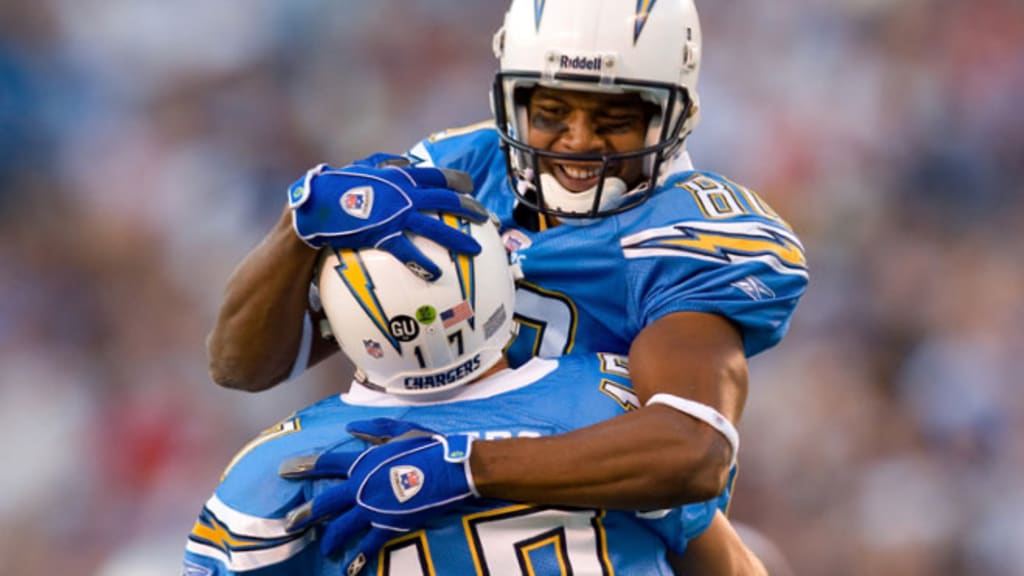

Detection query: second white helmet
(318, 214), (517, 396)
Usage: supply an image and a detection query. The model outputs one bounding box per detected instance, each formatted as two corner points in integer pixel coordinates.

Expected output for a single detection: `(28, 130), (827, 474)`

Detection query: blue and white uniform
(408, 124), (808, 367)
(184, 354), (718, 575)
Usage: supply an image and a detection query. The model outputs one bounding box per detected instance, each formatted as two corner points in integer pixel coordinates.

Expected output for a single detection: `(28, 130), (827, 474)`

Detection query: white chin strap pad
(646, 393), (740, 468)
(538, 173), (627, 216)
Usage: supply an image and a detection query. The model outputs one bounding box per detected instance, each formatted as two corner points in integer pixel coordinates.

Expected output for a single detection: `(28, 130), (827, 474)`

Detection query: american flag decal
(441, 301), (474, 328)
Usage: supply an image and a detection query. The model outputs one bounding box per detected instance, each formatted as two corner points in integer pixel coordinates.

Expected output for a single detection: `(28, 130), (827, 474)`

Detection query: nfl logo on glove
(340, 186), (374, 219)
(390, 465), (424, 503)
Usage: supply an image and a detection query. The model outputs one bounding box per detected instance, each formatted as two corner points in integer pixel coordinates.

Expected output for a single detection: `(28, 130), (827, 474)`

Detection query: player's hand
(287, 153), (489, 281)
(279, 418), (478, 575)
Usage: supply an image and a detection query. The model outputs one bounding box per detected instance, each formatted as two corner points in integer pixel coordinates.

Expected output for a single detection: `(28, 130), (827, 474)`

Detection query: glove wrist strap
(464, 458), (480, 498)
(436, 435), (479, 497)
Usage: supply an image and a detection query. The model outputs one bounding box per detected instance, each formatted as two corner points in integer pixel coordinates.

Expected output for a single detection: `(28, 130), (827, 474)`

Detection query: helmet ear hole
(492, 25), (506, 59)
(683, 39), (700, 71)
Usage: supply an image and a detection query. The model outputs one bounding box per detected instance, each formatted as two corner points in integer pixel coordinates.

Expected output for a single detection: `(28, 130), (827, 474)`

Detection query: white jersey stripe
(185, 532), (315, 572)
(205, 493), (293, 539)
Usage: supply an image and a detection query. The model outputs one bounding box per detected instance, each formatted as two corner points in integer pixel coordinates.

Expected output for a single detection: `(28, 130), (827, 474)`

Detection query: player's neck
(471, 357), (511, 385)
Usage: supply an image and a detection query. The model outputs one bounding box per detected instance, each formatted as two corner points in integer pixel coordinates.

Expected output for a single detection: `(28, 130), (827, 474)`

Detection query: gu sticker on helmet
(416, 305), (437, 325)
(389, 315), (419, 342)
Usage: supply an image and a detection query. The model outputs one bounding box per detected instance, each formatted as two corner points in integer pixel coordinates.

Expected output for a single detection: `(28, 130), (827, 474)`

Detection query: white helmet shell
(492, 0), (702, 219)
(318, 215), (516, 396)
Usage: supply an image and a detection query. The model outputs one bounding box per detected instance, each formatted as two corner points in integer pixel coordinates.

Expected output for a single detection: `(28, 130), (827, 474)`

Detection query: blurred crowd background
(1, 1), (1021, 574)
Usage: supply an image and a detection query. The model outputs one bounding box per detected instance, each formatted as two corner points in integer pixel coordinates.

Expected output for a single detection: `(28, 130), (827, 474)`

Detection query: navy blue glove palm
(288, 154), (489, 281)
(280, 418), (478, 575)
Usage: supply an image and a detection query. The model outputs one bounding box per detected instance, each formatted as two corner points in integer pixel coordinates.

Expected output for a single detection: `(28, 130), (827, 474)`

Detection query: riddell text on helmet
(559, 55), (602, 71)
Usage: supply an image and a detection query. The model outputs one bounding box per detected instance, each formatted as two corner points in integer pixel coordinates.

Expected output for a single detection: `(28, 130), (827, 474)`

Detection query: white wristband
(646, 393), (740, 467)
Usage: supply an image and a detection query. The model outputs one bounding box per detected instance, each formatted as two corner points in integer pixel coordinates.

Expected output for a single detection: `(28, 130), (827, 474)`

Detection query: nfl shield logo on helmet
(363, 339), (383, 359)
(340, 186), (374, 219)
(390, 465), (424, 503)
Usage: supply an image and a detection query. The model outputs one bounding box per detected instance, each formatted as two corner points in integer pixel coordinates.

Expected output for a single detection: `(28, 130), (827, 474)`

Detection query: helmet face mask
(318, 216), (517, 396)
(491, 0), (701, 220)
(494, 74), (690, 218)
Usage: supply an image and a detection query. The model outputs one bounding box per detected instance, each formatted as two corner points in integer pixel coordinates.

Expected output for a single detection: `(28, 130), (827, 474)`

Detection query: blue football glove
(279, 418), (478, 575)
(287, 153), (489, 281)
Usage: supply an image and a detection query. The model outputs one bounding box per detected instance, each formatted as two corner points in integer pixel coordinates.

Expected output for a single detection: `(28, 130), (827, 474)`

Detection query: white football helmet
(492, 0), (702, 219)
(317, 215), (517, 396)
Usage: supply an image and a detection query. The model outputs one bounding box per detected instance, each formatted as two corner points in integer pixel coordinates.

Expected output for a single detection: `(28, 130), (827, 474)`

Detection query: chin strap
(646, 393), (739, 467)
(538, 173), (628, 220)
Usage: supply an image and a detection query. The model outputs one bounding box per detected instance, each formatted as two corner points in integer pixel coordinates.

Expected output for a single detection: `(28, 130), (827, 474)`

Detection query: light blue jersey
(184, 355), (720, 575)
(408, 125), (808, 367)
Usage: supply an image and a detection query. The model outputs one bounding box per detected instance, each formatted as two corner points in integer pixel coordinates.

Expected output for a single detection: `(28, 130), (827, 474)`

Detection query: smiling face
(526, 87), (651, 193)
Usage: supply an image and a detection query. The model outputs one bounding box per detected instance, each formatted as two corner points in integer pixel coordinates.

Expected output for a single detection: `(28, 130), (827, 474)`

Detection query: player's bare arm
(468, 310), (746, 510)
(208, 158), (485, 391)
(670, 511), (768, 576)
(207, 204), (335, 391)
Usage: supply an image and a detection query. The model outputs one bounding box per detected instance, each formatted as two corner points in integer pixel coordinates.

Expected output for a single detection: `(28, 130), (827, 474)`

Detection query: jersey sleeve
(182, 413), (323, 574)
(404, 121), (501, 195)
(637, 499), (719, 555)
(183, 494), (319, 575)
(621, 173), (809, 357)
(183, 398), (376, 575)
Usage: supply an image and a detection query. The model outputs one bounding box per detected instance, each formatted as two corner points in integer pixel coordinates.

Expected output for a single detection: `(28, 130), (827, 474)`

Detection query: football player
(186, 216), (766, 575)
(208, 0), (807, 534)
